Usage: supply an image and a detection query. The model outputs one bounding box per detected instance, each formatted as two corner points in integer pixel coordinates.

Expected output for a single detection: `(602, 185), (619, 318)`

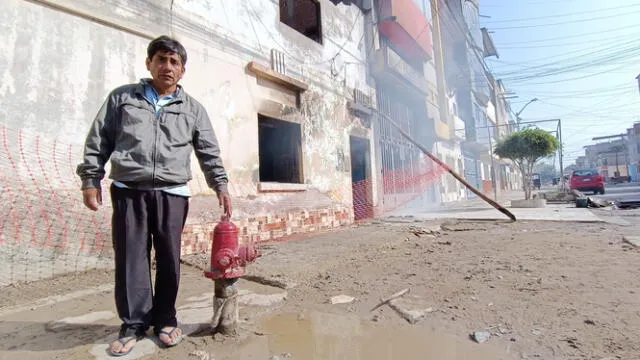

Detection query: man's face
(146, 50), (185, 89)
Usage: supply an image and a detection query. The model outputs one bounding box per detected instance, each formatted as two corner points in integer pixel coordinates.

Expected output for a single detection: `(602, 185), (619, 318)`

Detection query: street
(1, 210), (639, 360)
(592, 182), (640, 204)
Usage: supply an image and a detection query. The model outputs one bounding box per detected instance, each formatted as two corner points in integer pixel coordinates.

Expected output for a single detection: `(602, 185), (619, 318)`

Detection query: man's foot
(108, 336), (138, 357)
(157, 326), (183, 347)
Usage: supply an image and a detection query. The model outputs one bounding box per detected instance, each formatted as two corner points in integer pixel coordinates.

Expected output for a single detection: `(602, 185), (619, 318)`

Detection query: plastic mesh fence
(0, 125), (454, 286)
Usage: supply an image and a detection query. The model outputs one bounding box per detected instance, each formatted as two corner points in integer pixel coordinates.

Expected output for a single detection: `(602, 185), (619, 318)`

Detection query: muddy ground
(1, 218), (639, 360)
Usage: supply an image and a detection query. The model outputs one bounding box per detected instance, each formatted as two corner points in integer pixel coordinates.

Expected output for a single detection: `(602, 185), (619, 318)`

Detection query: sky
(477, 0), (640, 170)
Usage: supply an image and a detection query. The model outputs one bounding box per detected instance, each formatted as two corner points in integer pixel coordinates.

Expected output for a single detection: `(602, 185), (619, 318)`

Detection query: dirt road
(1, 218), (639, 360)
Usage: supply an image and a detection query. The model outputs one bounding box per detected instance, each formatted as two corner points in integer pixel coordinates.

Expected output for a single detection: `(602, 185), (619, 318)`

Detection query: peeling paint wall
(171, 0), (373, 205)
(0, 0), (375, 216)
(0, 0), (148, 146)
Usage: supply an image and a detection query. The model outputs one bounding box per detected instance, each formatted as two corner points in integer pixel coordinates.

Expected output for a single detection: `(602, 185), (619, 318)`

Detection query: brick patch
(181, 205), (353, 256)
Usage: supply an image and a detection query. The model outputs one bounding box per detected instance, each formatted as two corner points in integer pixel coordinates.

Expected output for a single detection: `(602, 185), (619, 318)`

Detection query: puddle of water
(260, 312), (512, 360)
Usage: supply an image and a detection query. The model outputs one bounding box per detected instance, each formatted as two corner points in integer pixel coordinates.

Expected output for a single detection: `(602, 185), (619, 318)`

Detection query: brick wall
(180, 193), (353, 255)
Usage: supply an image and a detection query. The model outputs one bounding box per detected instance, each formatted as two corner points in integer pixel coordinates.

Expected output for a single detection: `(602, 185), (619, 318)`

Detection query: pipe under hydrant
(205, 217), (261, 335)
(212, 278), (239, 335)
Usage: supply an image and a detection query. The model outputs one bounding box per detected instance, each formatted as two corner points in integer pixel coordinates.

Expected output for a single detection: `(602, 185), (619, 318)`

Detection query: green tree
(494, 128), (560, 200)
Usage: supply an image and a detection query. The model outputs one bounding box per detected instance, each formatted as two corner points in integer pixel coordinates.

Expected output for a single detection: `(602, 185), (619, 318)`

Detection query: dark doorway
(350, 136), (373, 220)
(258, 115), (303, 183)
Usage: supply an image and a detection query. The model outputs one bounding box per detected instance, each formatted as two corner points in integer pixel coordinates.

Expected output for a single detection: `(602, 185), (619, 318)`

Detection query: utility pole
(558, 119), (564, 189)
(487, 126), (498, 200)
(489, 77), (501, 201)
(514, 98), (538, 130)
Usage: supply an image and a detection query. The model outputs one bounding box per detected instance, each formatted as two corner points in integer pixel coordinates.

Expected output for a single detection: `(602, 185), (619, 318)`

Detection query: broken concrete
(472, 331), (491, 344)
(330, 295), (356, 305)
(388, 297), (435, 324)
(511, 198), (547, 208)
(622, 236), (640, 247)
(243, 275), (297, 290)
(535, 190), (579, 203)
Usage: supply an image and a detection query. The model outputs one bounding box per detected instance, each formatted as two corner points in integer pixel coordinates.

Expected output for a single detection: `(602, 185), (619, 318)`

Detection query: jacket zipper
(141, 93), (182, 187)
(153, 109), (162, 187)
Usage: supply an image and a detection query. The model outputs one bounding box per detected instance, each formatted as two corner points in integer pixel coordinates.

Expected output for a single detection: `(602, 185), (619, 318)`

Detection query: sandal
(108, 336), (139, 357)
(157, 326), (184, 347)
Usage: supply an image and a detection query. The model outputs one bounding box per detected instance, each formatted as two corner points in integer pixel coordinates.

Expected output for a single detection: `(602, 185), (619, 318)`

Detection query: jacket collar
(135, 78), (185, 102)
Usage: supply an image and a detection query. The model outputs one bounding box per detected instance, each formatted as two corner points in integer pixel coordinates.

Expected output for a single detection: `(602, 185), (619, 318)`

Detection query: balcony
(378, 0), (433, 60)
(371, 45), (429, 94)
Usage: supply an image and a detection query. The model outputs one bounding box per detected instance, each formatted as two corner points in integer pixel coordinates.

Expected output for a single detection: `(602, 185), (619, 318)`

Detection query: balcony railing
(372, 45), (429, 94)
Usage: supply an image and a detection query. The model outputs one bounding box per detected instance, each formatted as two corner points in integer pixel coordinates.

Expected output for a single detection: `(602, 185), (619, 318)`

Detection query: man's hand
(217, 192), (233, 218)
(82, 188), (102, 211)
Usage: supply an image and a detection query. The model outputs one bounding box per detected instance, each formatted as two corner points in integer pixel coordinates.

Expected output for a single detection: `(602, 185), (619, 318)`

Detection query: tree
(494, 128), (560, 200)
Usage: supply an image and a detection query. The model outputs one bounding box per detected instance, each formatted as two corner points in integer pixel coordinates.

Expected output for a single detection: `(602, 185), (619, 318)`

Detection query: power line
(495, 31), (640, 50)
(493, 40), (640, 80)
(489, 9), (640, 30)
(502, 56), (640, 85)
(481, 0), (587, 7)
(512, 82), (636, 96)
(494, 37), (640, 72)
(325, 11), (363, 64)
(493, 23), (640, 45)
(481, 3), (640, 23)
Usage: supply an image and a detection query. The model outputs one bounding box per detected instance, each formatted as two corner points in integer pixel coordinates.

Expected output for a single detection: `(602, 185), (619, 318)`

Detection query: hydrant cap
(214, 218), (238, 232)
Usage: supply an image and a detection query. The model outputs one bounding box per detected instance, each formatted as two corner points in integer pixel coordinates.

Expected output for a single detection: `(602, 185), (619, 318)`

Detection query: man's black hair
(147, 36), (188, 65)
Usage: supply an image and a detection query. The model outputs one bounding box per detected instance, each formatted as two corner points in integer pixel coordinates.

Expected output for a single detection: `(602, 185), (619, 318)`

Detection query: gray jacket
(76, 81), (228, 194)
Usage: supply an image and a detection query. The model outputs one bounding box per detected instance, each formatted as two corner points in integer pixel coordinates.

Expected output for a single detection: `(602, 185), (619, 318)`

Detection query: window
(279, 0), (322, 43)
(572, 170), (598, 177)
(258, 115), (303, 183)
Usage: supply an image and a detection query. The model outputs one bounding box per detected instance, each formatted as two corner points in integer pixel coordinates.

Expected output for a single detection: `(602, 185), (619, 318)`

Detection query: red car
(570, 169), (605, 194)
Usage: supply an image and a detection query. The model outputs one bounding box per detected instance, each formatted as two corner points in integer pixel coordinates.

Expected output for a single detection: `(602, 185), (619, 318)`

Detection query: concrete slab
(623, 236), (640, 247)
(389, 205), (604, 223)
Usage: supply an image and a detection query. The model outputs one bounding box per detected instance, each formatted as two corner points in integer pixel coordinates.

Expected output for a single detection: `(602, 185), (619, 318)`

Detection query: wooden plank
(248, 61), (309, 93)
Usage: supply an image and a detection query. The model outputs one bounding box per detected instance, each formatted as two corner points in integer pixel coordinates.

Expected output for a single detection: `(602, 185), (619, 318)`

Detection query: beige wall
(0, 0), (377, 212)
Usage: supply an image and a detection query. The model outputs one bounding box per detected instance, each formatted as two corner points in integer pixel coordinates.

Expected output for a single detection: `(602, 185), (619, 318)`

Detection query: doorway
(350, 136), (373, 220)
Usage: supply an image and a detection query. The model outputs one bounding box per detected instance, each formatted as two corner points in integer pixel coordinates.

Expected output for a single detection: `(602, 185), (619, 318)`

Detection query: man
(77, 35), (232, 356)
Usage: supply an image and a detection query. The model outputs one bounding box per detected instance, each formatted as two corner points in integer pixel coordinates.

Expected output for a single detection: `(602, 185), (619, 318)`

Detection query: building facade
(1, 0), (525, 280)
(435, 0), (501, 198)
(627, 123), (640, 182)
(1, 0), (377, 254)
(583, 139), (630, 180)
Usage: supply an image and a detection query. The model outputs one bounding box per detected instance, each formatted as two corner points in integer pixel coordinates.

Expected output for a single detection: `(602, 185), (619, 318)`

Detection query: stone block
(511, 198), (547, 208)
(623, 236), (640, 247)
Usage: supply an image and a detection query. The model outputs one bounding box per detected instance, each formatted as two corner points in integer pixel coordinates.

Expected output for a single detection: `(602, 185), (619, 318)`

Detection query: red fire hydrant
(204, 217), (261, 280)
(205, 216), (261, 335)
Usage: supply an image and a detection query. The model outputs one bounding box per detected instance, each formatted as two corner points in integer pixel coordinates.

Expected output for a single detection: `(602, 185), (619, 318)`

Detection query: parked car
(570, 169), (605, 194)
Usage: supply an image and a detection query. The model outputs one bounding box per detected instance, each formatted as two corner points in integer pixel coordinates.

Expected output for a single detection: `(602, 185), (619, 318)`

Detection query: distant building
(627, 123), (640, 181)
(583, 138), (630, 180)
